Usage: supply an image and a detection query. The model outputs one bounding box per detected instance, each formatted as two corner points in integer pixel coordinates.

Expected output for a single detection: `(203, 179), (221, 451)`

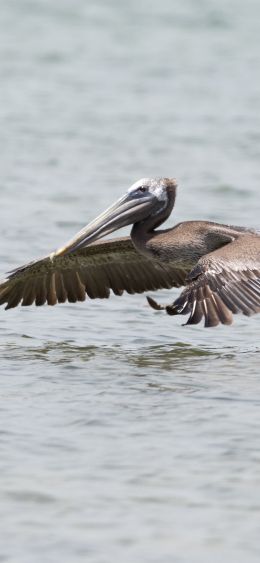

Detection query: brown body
(132, 220), (243, 265)
(0, 177), (259, 327)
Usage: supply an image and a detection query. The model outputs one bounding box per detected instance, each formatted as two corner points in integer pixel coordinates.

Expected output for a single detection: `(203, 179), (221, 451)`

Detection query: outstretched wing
(166, 234), (260, 327)
(0, 237), (188, 310)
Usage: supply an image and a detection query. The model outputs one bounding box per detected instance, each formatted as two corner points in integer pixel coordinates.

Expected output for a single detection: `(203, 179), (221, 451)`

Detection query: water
(0, 0), (260, 561)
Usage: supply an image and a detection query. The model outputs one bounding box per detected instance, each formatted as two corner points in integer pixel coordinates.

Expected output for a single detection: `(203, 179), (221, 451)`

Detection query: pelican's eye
(138, 186), (148, 193)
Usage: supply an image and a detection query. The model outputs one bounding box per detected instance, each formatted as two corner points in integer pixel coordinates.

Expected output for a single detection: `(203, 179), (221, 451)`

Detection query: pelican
(0, 177), (259, 327)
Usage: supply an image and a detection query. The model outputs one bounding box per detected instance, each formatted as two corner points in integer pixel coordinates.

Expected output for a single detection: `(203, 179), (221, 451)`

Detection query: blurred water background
(0, 0), (260, 561)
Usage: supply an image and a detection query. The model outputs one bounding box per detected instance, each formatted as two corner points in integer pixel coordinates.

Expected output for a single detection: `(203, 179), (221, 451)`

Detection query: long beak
(54, 193), (153, 256)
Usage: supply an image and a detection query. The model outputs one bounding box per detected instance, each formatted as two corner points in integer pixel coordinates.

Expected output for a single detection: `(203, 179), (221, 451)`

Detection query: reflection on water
(2, 339), (213, 363)
(127, 343), (213, 369)
(1, 336), (259, 378)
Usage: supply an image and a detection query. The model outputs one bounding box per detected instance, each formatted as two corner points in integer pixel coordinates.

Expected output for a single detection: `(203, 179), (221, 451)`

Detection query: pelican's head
(127, 177), (177, 210)
(55, 177), (177, 256)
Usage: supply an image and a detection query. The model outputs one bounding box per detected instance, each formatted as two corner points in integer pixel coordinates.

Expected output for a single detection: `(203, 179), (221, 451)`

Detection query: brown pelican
(0, 177), (259, 327)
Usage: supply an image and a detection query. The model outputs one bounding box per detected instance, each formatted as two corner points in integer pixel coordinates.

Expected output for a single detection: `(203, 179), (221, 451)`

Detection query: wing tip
(146, 295), (165, 311)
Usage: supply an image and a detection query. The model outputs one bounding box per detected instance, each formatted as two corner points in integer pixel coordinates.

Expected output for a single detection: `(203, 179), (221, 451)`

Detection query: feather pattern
(0, 237), (188, 310)
(0, 181), (259, 332)
(165, 234), (260, 327)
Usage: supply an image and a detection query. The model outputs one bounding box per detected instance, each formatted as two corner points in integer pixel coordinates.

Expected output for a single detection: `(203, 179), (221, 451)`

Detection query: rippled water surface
(1, 0), (260, 561)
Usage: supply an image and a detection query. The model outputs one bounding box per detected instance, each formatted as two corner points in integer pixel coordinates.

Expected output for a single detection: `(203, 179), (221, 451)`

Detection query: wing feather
(166, 234), (260, 326)
(0, 237), (188, 310)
